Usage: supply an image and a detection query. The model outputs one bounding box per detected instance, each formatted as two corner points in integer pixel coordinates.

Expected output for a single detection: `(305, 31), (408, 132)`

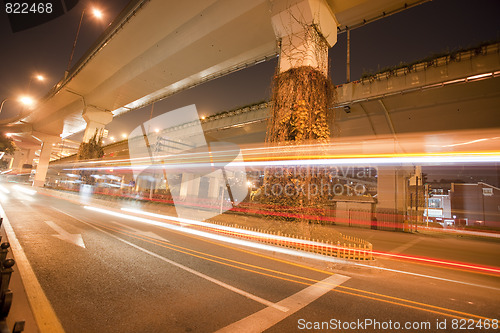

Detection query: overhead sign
(483, 188), (493, 196)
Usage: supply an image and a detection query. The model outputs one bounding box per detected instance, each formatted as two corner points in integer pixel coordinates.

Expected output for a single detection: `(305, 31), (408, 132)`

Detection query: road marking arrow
(44, 220), (86, 248)
(111, 221), (170, 242)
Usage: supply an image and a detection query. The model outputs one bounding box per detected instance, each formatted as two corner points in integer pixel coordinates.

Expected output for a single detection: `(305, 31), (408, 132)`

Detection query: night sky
(1, 0), (499, 142)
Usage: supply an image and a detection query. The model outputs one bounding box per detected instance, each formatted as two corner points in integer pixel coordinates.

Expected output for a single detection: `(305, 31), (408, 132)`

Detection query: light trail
(66, 151), (500, 172)
(12, 185), (37, 195)
(0, 185), (10, 194)
(77, 214), (497, 323)
(86, 206), (500, 278)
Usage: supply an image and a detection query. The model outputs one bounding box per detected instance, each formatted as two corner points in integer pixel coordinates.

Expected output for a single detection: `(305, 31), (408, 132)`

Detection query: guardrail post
(0, 259), (15, 318)
(0, 243), (10, 266)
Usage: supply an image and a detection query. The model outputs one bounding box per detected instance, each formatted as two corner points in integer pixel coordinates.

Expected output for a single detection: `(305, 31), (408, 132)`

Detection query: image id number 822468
(5, 2), (53, 14)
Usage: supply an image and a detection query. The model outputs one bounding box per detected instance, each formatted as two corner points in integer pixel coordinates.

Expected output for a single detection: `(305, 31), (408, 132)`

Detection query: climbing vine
(77, 131), (104, 184)
(259, 65), (335, 224)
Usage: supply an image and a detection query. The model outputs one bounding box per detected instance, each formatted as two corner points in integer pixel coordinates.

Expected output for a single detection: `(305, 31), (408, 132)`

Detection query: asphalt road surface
(1, 183), (499, 332)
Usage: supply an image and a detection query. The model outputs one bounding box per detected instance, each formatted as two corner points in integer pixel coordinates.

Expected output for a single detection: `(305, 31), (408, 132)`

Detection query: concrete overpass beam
(271, 0), (338, 74)
(82, 107), (113, 143)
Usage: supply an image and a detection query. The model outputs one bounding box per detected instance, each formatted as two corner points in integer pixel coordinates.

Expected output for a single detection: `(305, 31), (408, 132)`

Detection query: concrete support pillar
(82, 106), (113, 143)
(33, 140), (56, 187)
(7, 156), (14, 170)
(24, 148), (38, 168)
(10, 150), (25, 172)
(207, 176), (221, 199)
(179, 173), (200, 199)
(376, 167), (412, 230)
(271, 0), (338, 74)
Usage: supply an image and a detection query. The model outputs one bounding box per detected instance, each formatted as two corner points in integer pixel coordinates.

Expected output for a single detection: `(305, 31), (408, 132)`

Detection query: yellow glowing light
(121, 133), (127, 139)
(19, 96), (34, 106)
(92, 8), (103, 19)
(154, 129), (160, 133)
(35, 75), (45, 81)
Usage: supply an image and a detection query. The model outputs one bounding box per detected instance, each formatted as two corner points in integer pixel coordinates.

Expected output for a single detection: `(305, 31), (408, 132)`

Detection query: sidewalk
(1, 224), (39, 333)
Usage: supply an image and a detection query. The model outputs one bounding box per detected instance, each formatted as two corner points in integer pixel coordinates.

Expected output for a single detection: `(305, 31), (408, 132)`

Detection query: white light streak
(13, 185), (37, 195)
(0, 185), (10, 194)
(69, 154), (500, 172)
(84, 205), (500, 290)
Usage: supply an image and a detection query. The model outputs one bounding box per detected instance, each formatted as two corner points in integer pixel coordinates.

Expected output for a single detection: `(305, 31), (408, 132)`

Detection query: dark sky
(1, 0), (499, 142)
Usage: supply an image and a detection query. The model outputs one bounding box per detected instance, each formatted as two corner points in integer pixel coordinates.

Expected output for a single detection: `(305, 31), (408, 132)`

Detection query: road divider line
(57, 209), (289, 313)
(110, 220), (170, 242)
(389, 237), (423, 254)
(216, 274), (350, 333)
(0, 203), (65, 333)
(85, 205), (500, 290)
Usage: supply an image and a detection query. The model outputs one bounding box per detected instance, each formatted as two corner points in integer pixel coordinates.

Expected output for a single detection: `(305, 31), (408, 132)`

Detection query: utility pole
(346, 28), (351, 83)
(415, 176), (419, 232)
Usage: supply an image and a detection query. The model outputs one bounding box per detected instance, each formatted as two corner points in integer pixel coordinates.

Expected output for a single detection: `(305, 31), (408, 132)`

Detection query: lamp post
(65, 7), (103, 76)
(0, 97), (35, 114)
(26, 74), (45, 92)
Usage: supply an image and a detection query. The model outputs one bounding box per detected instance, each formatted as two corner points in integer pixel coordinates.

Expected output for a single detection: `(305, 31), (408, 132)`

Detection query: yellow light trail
(84, 218), (497, 323)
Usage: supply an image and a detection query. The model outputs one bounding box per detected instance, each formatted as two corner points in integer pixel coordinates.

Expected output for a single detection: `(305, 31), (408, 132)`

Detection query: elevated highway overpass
(2, 0), (429, 185)
(43, 41), (500, 228)
(46, 41), (500, 160)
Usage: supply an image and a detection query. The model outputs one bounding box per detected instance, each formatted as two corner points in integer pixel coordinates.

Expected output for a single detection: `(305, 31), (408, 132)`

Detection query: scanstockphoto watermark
(263, 166), (375, 199)
(297, 318), (499, 331)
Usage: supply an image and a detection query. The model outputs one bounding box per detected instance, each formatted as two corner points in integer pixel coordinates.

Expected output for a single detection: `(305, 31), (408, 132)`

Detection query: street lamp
(0, 96), (35, 114)
(66, 6), (104, 75)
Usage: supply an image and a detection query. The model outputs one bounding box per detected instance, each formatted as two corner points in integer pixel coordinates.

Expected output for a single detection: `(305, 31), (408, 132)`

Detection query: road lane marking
(86, 205), (500, 290)
(0, 203), (65, 333)
(51, 205), (498, 323)
(389, 237), (423, 254)
(85, 218), (490, 323)
(110, 220), (170, 242)
(44, 220), (86, 248)
(56, 209), (289, 313)
(50, 203), (498, 323)
(216, 274), (350, 333)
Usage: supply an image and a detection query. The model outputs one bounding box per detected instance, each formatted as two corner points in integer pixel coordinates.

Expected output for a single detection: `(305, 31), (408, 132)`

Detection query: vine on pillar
(261, 65), (335, 226)
(77, 130), (104, 184)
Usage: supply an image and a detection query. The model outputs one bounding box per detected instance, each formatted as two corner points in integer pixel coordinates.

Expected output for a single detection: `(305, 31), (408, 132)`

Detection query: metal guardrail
(206, 220), (373, 260)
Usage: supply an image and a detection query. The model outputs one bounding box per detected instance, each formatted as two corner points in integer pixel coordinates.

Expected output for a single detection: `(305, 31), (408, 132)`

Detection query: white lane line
(45, 220), (86, 248)
(0, 203), (65, 333)
(216, 274), (350, 333)
(110, 220), (170, 242)
(55, 209), (289, 313)
(86, 205), (500, 291)
(389, 237), (423, 254)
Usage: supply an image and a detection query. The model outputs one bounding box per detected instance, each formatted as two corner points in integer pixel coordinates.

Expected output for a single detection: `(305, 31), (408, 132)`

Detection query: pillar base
(32, 179), (46, 187)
